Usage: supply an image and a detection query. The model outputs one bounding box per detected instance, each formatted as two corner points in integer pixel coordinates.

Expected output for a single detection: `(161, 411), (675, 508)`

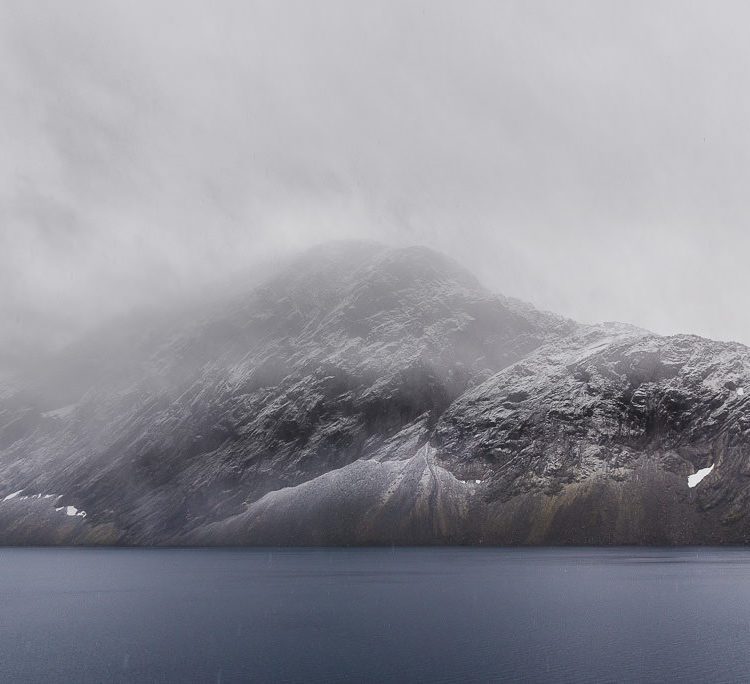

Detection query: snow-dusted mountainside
(0, 242), (570, 544)
(2, 242), (750, 545)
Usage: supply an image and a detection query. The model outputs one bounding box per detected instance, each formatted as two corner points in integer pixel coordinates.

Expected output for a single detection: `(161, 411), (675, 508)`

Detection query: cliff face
(2, 242), (749, 545)
(433, 328), (750, 544)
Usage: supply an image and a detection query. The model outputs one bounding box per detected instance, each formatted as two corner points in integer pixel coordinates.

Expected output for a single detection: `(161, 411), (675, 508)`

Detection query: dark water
(1, 548), (749, 682)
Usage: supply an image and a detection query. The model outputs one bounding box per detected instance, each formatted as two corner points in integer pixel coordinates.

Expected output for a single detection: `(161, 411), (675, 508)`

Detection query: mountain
(1, 241), (749, 545)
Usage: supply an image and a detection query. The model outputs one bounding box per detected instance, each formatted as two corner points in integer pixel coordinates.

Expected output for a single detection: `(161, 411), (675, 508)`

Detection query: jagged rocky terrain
(2, 242), (750, 545)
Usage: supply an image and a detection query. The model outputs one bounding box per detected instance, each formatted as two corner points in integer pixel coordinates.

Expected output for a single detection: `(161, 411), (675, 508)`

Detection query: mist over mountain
(1, 242), (749, 545)
(5, 0), (750, 364)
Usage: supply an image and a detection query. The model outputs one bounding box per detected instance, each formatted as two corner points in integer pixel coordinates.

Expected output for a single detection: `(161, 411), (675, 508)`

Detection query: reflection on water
(0, 546), (749, 682)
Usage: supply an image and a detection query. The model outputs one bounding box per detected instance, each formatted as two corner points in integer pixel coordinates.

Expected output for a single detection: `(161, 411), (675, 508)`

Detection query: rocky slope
(2, 242), (750, 545)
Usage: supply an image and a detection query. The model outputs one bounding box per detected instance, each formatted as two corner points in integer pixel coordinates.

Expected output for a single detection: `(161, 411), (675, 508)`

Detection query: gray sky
(3, 0), (750, 362)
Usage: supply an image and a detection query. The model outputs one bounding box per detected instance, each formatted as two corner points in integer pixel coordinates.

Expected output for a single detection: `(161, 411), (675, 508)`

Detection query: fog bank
(3, 0), (750, 365)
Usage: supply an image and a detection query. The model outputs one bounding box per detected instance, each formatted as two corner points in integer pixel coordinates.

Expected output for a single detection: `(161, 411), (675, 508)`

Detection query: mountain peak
(3, 242), (749, 546)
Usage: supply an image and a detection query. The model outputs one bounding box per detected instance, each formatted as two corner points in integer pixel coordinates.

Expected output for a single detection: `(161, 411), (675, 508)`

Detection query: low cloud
(3, 0), (750, 364)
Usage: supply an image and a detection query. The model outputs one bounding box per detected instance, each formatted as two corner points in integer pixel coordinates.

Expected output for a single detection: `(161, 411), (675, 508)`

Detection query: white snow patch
(688, 464), (715, 488)
(2, 488), (84, 516)
(64, 505), (86, 517)
(4, 492), (59, 503)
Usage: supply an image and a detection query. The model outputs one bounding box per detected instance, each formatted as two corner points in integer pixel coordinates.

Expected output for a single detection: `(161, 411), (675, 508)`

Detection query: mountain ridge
(1, 241), (749, 545)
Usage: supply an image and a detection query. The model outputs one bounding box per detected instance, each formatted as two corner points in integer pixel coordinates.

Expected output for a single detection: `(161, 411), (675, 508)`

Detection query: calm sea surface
(0, 547), (749, 682)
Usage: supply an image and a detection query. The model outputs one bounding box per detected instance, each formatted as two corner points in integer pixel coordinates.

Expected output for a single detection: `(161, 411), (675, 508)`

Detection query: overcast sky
(3, 0), (750, 361)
